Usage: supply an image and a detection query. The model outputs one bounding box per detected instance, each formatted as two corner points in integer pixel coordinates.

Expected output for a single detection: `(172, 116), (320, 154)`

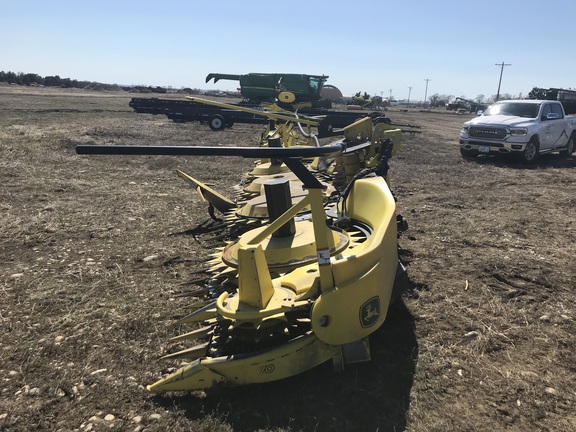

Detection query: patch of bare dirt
(0, 88), (574, 431)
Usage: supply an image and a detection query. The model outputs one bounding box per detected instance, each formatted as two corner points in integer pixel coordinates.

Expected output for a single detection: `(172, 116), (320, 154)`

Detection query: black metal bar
(76, 144), (345, 158)
(281, 157), (325, 190)
(264, 180), (296, 238)
(205, 73), (241, 84)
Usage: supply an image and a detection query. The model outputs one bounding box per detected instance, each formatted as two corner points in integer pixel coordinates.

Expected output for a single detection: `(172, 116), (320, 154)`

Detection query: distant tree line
(0, 70), (170, 94)
(0, 70), (92, 88)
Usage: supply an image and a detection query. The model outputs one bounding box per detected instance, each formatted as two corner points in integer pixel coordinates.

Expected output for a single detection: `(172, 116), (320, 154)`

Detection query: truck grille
(468, 126), (508, 140)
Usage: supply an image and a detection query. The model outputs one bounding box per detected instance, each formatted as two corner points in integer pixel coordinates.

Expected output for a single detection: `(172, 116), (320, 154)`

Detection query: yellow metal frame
(145, 110), (405, 393)
(148, 175), (399, 392)
(148, 332), (333, 392)
(312, 177), (398, 345)
(176, 169), (235, 213)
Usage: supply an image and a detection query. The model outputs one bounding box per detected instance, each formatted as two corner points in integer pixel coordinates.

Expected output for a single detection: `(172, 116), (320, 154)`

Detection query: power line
(423, 79), (431, 105)
(495, 62), (511, 101)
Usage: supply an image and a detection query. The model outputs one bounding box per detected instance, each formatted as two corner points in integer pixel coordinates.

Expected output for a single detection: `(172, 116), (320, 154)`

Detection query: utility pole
(495, 62), (511, 101)
(423, 79), (431, 106)
(389, 89), (393, 100)
(407, 86), (412, 107)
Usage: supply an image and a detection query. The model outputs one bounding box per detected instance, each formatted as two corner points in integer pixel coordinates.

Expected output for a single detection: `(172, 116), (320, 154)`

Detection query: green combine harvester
(205, 72), (332, 108)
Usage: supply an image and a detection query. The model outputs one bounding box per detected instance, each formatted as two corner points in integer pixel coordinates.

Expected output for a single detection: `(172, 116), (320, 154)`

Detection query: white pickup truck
(459, 100), (576, 163)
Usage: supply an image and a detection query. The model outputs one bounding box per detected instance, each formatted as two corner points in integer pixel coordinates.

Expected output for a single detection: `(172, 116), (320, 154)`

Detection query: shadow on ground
(465, 153), (576, 169)
(154, 299), (418, 432)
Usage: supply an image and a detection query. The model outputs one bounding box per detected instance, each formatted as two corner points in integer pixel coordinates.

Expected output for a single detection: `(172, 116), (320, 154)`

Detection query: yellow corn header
(76, 98), (408, 393)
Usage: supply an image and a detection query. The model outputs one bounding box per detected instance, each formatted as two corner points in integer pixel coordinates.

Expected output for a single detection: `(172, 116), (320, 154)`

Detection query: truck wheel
(521, 138), (539, 164)
(560, 133), (574, 156)
(460, 148), (478, 159)
(208, 115), (226, 131)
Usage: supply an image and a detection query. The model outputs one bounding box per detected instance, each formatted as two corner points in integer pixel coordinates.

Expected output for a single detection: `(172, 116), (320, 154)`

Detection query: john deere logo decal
(360, 296), (380, 328)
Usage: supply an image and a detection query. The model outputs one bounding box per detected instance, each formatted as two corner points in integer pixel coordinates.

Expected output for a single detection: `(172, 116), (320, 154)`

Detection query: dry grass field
(1, 85), (575, 432)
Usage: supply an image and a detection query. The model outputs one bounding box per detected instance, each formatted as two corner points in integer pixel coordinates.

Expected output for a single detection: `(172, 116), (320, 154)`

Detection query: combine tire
(208, 114), (226, 131)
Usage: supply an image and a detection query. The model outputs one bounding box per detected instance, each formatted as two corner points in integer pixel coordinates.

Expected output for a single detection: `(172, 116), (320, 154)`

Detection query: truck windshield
(484, 103), (540, 118)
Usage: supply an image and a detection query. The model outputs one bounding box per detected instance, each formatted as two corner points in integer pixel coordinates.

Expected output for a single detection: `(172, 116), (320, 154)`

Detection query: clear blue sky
(2, 0), (575, 101)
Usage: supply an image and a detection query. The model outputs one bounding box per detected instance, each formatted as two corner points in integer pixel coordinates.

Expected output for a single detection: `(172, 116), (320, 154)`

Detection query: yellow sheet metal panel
(311, 258), (397, 345)
(147, 333), (333, 392)
(343, 117), (373, 142)
(280, 263), (320, 295)
(311, 177), (398, 345)
(147, 360), (226, 393)
(176, 169), (235, 213)
(237, 245), (275, 308)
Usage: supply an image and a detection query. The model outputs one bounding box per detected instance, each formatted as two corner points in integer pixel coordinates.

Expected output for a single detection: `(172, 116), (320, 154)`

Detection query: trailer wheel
(208, 115), (226, 131)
